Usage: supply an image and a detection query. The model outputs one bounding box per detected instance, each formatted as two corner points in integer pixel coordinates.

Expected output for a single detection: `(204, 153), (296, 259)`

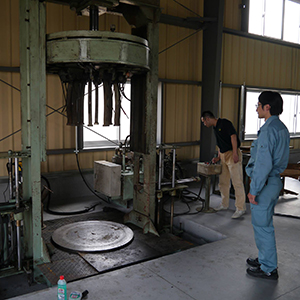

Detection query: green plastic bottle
(57, 275), (67, 300)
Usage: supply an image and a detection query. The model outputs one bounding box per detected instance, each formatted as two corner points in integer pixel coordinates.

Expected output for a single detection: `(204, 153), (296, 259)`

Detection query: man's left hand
(248, 193), (258, 205)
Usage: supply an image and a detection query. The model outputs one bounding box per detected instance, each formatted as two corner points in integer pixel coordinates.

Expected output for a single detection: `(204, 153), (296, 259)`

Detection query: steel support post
(125, 9), (160, 236)
(200, 0), (224, 162)
(19, 0), (48, 271)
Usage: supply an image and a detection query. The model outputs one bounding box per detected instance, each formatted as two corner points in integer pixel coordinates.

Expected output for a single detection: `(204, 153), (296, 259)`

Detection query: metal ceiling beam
(200, 0), (224, 162)
(45, 0), (160, 9)
(159, 14), (215, 30)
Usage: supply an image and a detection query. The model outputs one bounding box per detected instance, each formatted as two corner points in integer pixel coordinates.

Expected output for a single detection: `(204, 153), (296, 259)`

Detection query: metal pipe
(10, 219), (14, 261)
(88, 80), (93, 126)
(14, 158), (19, 207)
(122, 152), (125, 172)
(162, 149), (165, 179)
(114, 83), (120, 126)
(2, 217), (8, 264)
(8, 158), (13, 201)
(94, 83), (99, 125)
(158, 149), (163, 190)
(89, 5), (99, 31)
(75, 126), (78, 154)
(14, 158), (21, 270)
(172, 149), (176, 188)
(103, 79), (112, 126)
(16, 220), (21, 270)
(170, 197), (174, 234)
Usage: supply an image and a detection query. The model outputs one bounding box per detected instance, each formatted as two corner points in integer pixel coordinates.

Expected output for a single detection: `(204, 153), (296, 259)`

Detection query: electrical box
(94, 161), (121, 197)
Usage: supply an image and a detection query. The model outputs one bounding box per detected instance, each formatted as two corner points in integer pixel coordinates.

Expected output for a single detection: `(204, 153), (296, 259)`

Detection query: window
(82, 82), (163, 149)
(283, 0), (300, 43)
(248, 0), (300, 44)
(83, 82), (131, 149)
(243, 89), (300, 140)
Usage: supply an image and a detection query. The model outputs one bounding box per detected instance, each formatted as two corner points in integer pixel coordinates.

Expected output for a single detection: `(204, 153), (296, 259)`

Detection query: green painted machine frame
(15, 0), (160, 282)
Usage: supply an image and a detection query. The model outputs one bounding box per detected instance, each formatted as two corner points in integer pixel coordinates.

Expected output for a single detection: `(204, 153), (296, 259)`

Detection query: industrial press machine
(0, 0), (160, 282)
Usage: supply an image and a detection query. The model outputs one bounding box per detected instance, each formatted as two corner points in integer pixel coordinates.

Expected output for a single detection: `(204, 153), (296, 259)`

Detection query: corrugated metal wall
(0, 0), (299, 177)
(159, 0), (203, 160)
(222, 0), (300, 150)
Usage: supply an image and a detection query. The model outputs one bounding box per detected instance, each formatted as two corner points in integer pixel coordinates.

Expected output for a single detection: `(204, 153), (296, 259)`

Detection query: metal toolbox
(197, 162), (222, 175)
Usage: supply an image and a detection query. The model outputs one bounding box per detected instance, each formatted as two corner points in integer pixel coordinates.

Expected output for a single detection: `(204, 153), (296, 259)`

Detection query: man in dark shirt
(201, 111), (246, 218)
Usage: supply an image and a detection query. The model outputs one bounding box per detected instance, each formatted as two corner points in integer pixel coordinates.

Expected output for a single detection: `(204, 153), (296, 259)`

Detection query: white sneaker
(215, 204), (229, 211)
(231, 209), (246, 219)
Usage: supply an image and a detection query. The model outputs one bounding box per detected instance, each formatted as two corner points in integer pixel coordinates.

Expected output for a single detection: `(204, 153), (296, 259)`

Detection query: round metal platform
(52, 220), (134, 252)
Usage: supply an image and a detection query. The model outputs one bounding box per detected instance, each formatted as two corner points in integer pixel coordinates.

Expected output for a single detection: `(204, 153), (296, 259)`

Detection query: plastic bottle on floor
(57, 275), (67, 300)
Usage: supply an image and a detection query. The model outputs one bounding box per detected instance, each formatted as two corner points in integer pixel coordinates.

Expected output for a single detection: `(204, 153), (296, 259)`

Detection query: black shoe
(246, 257), (261, 267)
(246, 266), (278, 280)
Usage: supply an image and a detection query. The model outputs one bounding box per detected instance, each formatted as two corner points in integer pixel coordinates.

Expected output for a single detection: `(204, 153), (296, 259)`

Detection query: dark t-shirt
(213, 118), (240, 153)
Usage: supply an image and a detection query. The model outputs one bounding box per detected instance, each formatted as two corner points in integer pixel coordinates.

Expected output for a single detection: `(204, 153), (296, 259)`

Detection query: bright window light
(83, 82), (131, 149)
(283, 0), (300, 43)
(244, 90), (299, 140)
(82, 82), (163, 149)
(248, 0), (300, 44)
(264, 0), (283, 39)
(249, 0), (265, 35)
(280, 94), (296, 133)
(244, 91), (265, 138)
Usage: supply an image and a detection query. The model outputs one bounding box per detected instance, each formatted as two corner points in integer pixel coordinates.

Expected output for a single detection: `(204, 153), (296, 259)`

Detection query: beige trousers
(219, 149), (246, 211)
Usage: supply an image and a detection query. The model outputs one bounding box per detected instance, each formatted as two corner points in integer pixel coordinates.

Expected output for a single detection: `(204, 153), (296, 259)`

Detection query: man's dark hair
(259, 91), (283, 116)
(201, 111), (215, 119)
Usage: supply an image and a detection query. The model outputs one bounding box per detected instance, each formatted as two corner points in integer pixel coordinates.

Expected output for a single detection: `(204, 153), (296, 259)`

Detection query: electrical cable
(158, 1), (207, 56)
(172, 0), (202, 18)
(0, 105), (64, 143)
(162, 186), (204, 217)
(0, 79), (117, 146)
(0, 78), (20, 92)
(119, 83), (131, 102)
(2, 181), (9, 202)
(43, 167), (105, 216)
(75, 152), (107, 202)
(0, 214), (3, 266)
(159, 28), (203, 55)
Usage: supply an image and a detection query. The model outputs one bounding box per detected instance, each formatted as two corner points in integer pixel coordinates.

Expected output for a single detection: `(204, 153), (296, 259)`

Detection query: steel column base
(196, 175), (217, 213)
(124, 210), (159, 236)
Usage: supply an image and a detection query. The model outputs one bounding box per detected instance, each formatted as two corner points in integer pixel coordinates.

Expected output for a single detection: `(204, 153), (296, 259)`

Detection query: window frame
(77, 82), (163, 151)
(239, 86), (300, 141)
(247, 0), (300, 45)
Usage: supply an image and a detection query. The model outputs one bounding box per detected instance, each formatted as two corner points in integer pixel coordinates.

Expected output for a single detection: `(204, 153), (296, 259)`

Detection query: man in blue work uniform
(246, 91), (290, 280)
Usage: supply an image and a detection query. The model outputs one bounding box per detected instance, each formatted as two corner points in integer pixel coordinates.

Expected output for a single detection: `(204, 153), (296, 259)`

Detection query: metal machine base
(52, 221), (134, 252)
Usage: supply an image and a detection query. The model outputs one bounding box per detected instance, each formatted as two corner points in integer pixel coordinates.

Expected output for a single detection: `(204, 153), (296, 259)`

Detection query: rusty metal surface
(79, 223), (194, 273)
(52, 221), (134, 252)
(37, 255), (98, 286)
(40, 209), (195, 285)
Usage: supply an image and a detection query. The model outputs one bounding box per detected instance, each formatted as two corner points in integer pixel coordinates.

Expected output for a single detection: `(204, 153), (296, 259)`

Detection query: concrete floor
(5, 177), (300, 300)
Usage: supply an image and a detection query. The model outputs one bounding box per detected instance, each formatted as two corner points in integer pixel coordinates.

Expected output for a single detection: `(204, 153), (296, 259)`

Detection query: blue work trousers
(250, 176), (282, 273)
